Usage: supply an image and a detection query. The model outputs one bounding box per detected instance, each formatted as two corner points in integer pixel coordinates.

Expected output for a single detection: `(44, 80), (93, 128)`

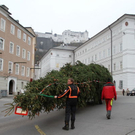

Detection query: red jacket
(101, 82), (117, 100)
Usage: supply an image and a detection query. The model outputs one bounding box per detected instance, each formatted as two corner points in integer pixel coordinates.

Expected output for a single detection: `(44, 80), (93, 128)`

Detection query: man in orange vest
(101, 78), (117, 119)
(55, 78), (80, 130)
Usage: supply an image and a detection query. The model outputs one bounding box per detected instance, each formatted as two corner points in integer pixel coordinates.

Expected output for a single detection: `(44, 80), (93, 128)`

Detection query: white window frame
(15, 64), (19, 75)
(0, 18), (6, 32)
(95, 54), (97, 61)
(23, 33), (26, 42)
(26, 67), (30, 77)
(27, 51), (30, 61)
(21, 66), (25, 76)
(114, 63), (116, 71)
(99, 52), (101, 60)
(16, 45), (20, 56)
(22, 49), (26, 59)
(103, 50), (106, 58)
(0, 37), (4, 50)
(120, 43), (122, 52)
(108, 48), (111, 57)
(8, 61), (13, 73)
(9, 42), (14, 54)
(119, 80), (123, 89)
(10, 24), (15, 35)
(28, 37), (31, 45)
(0, 58), (3, 71)
(17, 29), (21, 39)
(120, 61), (123, 70)
(113, 46), (116, 54)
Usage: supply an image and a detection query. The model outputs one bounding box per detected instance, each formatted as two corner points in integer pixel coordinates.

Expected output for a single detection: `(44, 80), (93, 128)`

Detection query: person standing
(101, 78), (117, 119)
(126, 88), (129, 96)
(54, 78), (80, 130)
(122, 89), (125, 96)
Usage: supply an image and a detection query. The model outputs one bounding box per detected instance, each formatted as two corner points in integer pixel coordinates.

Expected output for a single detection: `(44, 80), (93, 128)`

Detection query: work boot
(106, 111), (111, 119)
(62, 122), (69, 130)
(71, 121), (75, 129)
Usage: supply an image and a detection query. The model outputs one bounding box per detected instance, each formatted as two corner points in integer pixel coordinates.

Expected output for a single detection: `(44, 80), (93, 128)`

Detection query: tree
(3, 61), (112, 119)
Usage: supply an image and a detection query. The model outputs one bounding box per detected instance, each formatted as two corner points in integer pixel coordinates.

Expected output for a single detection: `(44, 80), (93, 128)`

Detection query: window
(120, 43), (122, 52)
(17, 29), (21, 39)
(22, 49), (26, 59)
(119, 80), (123, 89)
(85, 59), (87, 64)
(88, 57), (90, 64)
(16, 45), (20, 56)
(10, 24), (15, 35)
(120, 61), (123, 70)
(23, 33), (26, 42)
(103, 50), (106, 58)
(69, 55), (72, 57)
(21, 82), (24, 89)
(15, 64), (19, 75)
(95, 54), (97, 61)
(108, 65), (110, 72)
(114, 63), (116, 71)
(99, 52), (101, 60)
(0, 38), (4, 50)
(113, 46), (116, 54)
(26, 67), (30, 77)
(92, 56), (94, 62)
(28, 37), (31, 45)
(8, 61), (13, 73)
(9, 42), (14, 54)
(108, 48), (111, 57)
(82, 50), (84, 54)
(27, 51), (30, 61)
(0, 18), (6, 32)
(21, 66), (25, 76)
(56, 54), (59, 57)
(0, 58), (3, 71)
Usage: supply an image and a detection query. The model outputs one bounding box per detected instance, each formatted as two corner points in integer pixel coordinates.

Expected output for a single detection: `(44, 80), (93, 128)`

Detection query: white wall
(75, 16), (135, 91)
(38, 49), (74, 78)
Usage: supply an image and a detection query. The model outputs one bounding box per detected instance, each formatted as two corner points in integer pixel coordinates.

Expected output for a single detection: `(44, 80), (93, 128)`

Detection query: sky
(1, 0), (135, 37)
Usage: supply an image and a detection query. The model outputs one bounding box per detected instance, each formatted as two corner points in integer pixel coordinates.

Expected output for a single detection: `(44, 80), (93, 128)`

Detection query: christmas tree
(3, 61), (112, 119)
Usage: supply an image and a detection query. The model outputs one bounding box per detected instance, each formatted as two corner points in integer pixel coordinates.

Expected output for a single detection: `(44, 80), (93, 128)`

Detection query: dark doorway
(9, 80), (14, 95)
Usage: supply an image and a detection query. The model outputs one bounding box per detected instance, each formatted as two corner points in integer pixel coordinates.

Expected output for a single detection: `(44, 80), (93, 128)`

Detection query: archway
(9, 80), (15, 95)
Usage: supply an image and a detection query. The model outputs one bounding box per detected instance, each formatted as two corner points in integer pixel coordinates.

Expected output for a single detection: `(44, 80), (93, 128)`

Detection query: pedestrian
(126, 88), (129, 96)
(122, 89), (125, 96)
(101, 78), (117, 119)
(54, 78), (80, 130)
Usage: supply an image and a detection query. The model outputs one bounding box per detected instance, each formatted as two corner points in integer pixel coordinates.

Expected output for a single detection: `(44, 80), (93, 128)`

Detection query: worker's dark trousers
(65, 104), (76, 123)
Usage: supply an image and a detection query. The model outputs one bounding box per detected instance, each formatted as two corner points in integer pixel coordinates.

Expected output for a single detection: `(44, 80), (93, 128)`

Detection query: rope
(40, 80), (106, 94)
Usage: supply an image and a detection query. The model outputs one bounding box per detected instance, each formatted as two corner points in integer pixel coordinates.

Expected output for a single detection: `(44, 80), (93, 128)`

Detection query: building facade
(0, 5), (36, 95)
(62, 30), (88, 44)
(35, 14), (135, 93)
(75, 14), (135, 92)
(35, 45), (76, 79)
(36, 30), (88, 44)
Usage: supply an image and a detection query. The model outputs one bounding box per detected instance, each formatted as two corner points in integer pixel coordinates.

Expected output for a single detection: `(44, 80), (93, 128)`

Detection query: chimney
(16, 20), (19, 23)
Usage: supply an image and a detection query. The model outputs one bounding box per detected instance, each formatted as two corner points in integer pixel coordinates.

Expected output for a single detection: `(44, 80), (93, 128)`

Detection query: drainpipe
(108, 26), (113, 76)
(73, 50), (75, 65)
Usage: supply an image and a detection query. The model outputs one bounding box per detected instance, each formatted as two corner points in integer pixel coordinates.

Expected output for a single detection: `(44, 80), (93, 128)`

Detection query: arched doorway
(9, 80), (14, 95)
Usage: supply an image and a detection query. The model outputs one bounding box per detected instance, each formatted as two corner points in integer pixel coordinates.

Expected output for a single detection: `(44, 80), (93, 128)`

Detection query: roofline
(0, 6), (11, 15)
(25, 27), (36, 36)
(8, 16), (35, 37)
(39, 47), (75, 62)
(75, 14), (135, 51)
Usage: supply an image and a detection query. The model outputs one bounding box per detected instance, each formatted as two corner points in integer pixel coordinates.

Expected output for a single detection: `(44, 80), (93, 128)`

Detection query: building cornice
(75, 14), (135, 52)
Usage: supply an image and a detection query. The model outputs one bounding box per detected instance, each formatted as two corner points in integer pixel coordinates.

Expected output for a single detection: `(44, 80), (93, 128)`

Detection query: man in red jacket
(101, 78), (117, 119)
